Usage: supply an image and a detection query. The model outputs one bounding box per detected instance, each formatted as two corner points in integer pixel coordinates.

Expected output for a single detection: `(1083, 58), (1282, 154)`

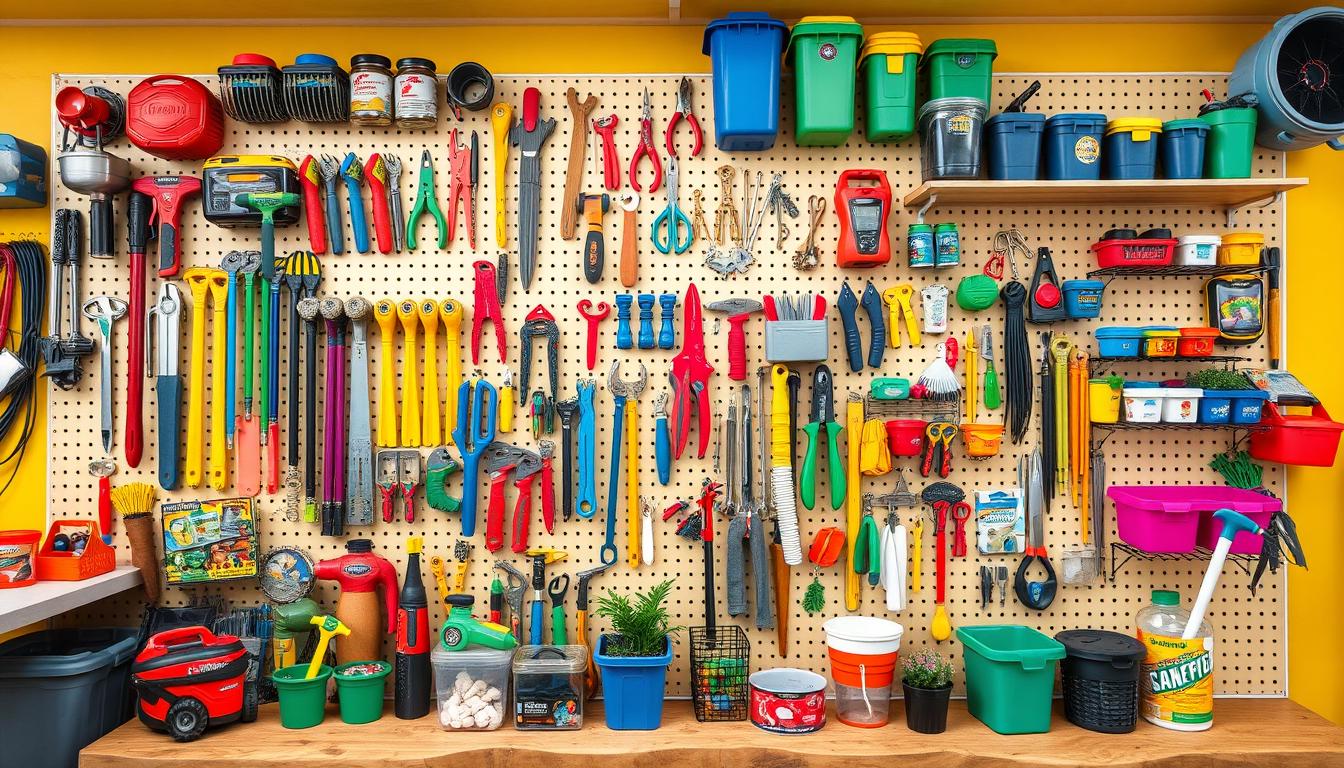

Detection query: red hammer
(132, 176), (201, 277)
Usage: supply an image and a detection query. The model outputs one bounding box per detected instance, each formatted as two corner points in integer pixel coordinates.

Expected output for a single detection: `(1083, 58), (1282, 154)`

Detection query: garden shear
(446, 129), (475, 248)
(669, 283), (714, 460)
(406, 149), (448, 250)
(881, 284), (920, 348)
(664, 76), (703, 158)
(452, 378), (498, 537)
(800, 365), (845, 511)
(651, 156), (692, 255)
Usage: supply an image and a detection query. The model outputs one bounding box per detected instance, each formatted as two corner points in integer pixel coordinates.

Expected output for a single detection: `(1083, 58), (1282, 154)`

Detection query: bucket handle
(859, 663), (874, 718)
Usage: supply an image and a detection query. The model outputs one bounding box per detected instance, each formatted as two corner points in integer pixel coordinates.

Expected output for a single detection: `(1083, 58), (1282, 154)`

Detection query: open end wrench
(575, 299), (609, 371)
(81, 296), (127, 454)
(418, 300), (441, 446)
(206, 273), (230, 491)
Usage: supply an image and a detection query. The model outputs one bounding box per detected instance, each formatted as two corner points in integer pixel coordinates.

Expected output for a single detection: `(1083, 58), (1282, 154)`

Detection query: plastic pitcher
(823, 616), (903, 728)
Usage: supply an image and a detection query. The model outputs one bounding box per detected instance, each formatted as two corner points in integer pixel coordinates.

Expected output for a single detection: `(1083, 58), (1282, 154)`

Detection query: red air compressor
(131, 626), (257, 741)
(834, 169), (892, 268)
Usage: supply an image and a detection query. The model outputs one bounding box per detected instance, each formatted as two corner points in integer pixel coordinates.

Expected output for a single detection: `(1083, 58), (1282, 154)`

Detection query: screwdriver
(470, 131), (479, 247)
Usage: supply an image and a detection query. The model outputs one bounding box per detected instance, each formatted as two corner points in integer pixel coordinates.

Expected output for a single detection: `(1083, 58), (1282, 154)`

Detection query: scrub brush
(915, 341), (962, 401)
(110, 482), (160, 603)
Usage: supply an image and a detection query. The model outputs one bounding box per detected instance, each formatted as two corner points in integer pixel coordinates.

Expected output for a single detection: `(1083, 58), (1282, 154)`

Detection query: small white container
(1158, 387), (1202, 423)
(1176, 235), (1221, 266)
(1122, 387), (1162, 423)
(432, 647), (512, 731)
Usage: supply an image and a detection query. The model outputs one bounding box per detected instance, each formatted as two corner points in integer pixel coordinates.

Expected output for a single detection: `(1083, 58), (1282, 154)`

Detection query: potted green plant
(591, 579), (683, 730)
(901, 648), (954, 734)
(1185, 369), (1256, 424)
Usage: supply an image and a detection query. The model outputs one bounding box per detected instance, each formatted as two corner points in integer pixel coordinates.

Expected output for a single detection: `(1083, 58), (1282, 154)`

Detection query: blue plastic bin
(1199, 395), (1233, 424)
(1160, 119), (1210, 179)
(1096, 326), (1142, 358)
(0, 628), (139, 768)
(703, 13), (788, 151)
(594, 635), (674, 730)
(985, 112), (1045, 180)
(1044, 113), (1106, 180)
(1230, 389), (1270, 424)
(1104, 118), (1162, 180)
(1062, 279), (1105, 319)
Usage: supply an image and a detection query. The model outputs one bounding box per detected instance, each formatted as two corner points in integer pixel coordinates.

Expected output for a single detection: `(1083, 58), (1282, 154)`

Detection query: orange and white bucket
(822, 616), (903, 727)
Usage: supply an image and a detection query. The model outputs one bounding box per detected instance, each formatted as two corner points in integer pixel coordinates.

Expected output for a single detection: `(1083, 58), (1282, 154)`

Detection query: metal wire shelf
(1087, 264), (1269, 279)
(1110, 542), (1257, 583)
(1089, 355), (1248, 374)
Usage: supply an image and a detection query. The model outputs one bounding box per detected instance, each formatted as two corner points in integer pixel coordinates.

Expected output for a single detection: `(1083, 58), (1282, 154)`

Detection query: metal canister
(349, 54), (393, 127)
(907, 223), (935, 268)
(394, 58), (438, 130)
(934, 222), (961, 267)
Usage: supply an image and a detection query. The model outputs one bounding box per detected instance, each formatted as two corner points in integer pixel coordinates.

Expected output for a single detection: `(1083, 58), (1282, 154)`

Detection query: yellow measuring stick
(374, 300), (399, 448)
(490, 102), (513, 249)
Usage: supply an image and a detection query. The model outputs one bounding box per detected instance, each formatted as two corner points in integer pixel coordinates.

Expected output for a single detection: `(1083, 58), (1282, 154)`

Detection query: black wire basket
(688, 625), (749, 722)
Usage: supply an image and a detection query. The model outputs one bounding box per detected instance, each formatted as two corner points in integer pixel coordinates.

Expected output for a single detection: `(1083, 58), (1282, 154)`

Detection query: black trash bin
(1055, 629), (1148, 734)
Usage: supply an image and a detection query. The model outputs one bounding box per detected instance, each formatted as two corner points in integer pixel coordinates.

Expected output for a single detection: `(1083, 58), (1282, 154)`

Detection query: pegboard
(48, 73), (1285, 696)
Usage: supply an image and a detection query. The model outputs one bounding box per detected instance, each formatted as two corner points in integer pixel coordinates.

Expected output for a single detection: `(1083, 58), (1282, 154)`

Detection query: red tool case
(131, 626), (257, 741)
(126, 75), (225, 160)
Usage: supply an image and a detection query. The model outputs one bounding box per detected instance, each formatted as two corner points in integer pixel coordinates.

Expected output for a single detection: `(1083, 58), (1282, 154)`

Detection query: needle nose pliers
(801, 365), (845, 511)
(406, 149), (447, 250)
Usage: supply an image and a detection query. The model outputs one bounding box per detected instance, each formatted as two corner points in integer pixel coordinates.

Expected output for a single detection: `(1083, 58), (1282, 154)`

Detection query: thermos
(395, 536), (431, 719)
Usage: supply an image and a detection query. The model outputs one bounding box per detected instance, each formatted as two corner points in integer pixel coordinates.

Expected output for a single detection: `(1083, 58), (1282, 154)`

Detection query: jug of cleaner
(1136, 589), (1213, 731)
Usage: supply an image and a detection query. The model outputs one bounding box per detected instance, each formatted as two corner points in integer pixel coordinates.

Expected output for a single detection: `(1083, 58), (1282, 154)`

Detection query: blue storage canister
(1044, 113), (1106, 180)
(908, 223), (935, 267)
(1199, 395), (1233, 424)
(1095, 326), (1143, 358)
(702, 12), (789, 151)
(1230, 389), (1270, 424)
(1104, 118), (1162, 179)
(985, 112), (1045, 180)
(1159, 119), (1210, 179)
(1062, 279), (1105, 319)
(934, 223), (960, 266)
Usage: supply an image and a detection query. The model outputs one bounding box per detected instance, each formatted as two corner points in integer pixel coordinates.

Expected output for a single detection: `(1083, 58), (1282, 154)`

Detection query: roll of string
(445, 62), (494, 119)
(1000, 281), (1032, 444)
(0, 240), (48, 495)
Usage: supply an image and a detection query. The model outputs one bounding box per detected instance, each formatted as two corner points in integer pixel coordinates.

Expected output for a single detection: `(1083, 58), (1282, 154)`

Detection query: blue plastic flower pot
(594, 635), (673, 730)
(1160, 119), (1209, 179)
(1062, 279), (1105, 319)
(985, 112), (1045, 180)
(1199, 396), (1233, 424)
(1044, 113), (1106, 180)
(703, 13), (788, 151)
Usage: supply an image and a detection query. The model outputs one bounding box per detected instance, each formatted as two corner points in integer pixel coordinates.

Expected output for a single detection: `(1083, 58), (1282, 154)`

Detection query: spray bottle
(395, 536), (431, 719)
(314, 539), (397, 665)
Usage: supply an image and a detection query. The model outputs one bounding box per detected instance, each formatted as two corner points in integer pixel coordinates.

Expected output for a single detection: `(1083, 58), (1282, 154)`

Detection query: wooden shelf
(81, 698), (1344, 768)
(0, 565), (142, 633)
(902, 178), (1308, 210)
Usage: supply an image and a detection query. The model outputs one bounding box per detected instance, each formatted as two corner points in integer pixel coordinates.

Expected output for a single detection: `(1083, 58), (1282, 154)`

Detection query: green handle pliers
(406, 149), (448, 250)
(800, 364), (846, 511)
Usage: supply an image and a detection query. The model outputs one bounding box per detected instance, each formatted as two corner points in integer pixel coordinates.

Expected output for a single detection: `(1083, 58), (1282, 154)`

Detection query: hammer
(577, 193), (610, 284)
(706, 298), (763, 381)
(234, 192), (300, 282)
(132, 176), (201, 277)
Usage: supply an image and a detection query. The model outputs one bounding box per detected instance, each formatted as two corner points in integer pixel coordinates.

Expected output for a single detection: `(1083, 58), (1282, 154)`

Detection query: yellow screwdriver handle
(207, 271), (230, 491)
(182, 268), (214, 488)
(430, 555), (451, 606)
(374, 300), (399, 448)
(439, 299), (464, 444)
(911, 518), (923, 593)
(418, 300), (441, 446)
(490, 102), (514, 249)
(499, 372), (515, 434)
(626, 400), (640, 569)
(770, 365), (791, 466)
(397, 300), (422, 448)
(452, 561), (469, 594)
(845, 395), (863, 611)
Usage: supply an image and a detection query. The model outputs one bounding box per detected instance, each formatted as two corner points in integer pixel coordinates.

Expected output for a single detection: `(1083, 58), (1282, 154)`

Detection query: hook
(916, 192), (938, 224)
(1226, 191), (1282, 227)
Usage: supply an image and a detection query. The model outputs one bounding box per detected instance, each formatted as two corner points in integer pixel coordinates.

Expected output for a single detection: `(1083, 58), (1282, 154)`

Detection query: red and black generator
(131, 626), (258, 741)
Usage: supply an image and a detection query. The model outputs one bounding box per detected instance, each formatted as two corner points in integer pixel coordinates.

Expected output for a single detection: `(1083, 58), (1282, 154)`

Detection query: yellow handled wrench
(965, 330), (978, 425)
(374, 300), (399, 447)
(490, 101), (513, 248)
(439, 299), (464, 443)
(182, 268), (215, 488)
(882, 285), (920, 348)
(206, 271), (230, 491)
(418, 299), (441, 446)
(397, 300), (422, 447)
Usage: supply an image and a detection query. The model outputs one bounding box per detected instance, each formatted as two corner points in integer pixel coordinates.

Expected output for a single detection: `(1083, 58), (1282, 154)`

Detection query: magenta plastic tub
(1106, 486), (1281, 554)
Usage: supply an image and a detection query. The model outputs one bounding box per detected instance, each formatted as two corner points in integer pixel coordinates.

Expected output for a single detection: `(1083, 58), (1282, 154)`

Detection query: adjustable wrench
(81, 296), (127, 454)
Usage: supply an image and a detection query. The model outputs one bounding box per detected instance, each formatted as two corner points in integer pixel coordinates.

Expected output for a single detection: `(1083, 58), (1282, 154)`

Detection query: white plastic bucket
(1158, 388), (1202, 423)
(822, 616), (904, 654)
(1176, 235), (1220, 266)
(1123, 388), (1162, 423)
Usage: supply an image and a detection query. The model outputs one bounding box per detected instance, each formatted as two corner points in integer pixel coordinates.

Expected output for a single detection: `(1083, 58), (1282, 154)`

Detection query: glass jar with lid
(349, 54), (393, 126)
(395, 58), (438, 129)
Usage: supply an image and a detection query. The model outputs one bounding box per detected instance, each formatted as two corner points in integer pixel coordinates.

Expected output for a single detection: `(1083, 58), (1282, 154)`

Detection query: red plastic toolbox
(1090, 238), (1176, 268)
(1250, 402), (1344, 466)
(126, 75), (225, 160)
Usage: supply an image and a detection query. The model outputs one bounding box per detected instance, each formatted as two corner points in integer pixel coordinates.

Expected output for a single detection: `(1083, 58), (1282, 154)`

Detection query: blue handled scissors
(451, 377), (498, 537)
(652, 156), (692, 255)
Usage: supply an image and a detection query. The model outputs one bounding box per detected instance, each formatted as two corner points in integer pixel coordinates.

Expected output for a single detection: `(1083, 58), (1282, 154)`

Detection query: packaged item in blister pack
(975, 489), (1024, 554)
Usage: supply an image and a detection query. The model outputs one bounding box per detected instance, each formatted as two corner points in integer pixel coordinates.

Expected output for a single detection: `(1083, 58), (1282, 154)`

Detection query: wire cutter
(470, 259), (506, 365)
(406, 149), (447, 250)
(446, 129), (475, 248)
(628, 88), (663, 193)
(652, 156), (692, 255)
(921, 422), (958, 478)
(801, 365), (845, 511)
(669, 283), (714, 460)
(664, 76), (704, 158)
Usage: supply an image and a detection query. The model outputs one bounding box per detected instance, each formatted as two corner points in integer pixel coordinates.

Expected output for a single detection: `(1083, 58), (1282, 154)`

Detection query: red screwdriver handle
(364, 155), (393, 255)
(380, 485), (395, 523)
(725, 313), (751, 381)
(511, 475), (534, 554)
(540, 459), (555, 534)
(485, 468), (514, 553)
(97, 474), (112, 536)
(299, 156), (328, 255)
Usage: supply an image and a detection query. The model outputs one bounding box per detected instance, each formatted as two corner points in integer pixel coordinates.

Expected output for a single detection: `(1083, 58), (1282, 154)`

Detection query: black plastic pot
(902, 681), (951, 734)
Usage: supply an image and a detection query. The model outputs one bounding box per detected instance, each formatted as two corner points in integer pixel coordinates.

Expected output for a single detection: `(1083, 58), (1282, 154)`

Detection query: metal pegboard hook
(1226, 191), (1283, 227)
(915, 193), (938, 224)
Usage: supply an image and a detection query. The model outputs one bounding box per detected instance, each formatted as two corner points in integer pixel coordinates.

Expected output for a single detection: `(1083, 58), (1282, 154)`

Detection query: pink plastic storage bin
(1106, 485), (1280, 553)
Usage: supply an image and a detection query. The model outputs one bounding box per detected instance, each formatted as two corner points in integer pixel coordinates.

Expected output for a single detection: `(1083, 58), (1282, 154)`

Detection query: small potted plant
(901, 648), (954, 734)
(591, 579), (683, 730)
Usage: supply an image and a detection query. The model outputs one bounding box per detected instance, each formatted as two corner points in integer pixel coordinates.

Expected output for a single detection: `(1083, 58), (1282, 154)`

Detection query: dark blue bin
(986, 112), (1045, 180)
(1199, 395), (1233, 424)
(1044, 113), (1106, 180)
(1230, 389), (1269, 425)
(1104, 118), (1162, 180)
(1160, 119), (1210, 179)
(703, 12), (788, 151)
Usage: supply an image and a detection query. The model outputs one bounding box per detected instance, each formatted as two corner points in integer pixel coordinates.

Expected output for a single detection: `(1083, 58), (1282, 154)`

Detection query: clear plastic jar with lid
(395, 57), (438, 129)
(349, 54), (393, 126)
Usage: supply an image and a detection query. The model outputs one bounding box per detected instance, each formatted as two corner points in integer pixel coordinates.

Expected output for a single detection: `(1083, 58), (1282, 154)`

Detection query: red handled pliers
(446, 129), (475, 248)
(664, 77), (703, 158)
(670, 283), (714, 459)
(470, 259), (506, 365)
(628, 88), (663, 193)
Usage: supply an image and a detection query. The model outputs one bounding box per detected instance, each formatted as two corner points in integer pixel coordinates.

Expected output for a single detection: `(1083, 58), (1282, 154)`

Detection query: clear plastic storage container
(432, 646), (512, 731)
(512, 645), (586, 730)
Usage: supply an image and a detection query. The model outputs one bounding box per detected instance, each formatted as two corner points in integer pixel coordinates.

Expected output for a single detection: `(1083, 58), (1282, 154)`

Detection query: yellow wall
(2, 17), (1340, 723)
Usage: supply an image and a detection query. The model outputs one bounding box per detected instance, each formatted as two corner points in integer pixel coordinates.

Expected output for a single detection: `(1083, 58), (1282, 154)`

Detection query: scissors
(450, 377), (498, 537)
(651, 156), (693, 255)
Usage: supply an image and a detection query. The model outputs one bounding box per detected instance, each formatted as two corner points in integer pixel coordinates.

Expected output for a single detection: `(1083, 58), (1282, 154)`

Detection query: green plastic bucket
(334, 660), (391, 725)
(922, 38), (997, 106)
(1201, 107), (1257, 179)
(859, 32), (922, 142)
(957, 625), (1065, 734)
(786, 16), (865, 146)
(272, 664), (331, 729)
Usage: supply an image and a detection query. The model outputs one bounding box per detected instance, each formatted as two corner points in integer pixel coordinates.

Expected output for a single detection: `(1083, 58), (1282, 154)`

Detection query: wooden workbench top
(81, 698), (1344, 768)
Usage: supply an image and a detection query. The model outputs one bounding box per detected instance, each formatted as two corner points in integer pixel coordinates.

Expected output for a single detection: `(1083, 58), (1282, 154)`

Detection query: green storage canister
(1200, 107), (1258, 179)
(956, 625), (1066, 734)
(921, 38), (997, 106)
(787, 16), (865, 146)
(859, 31), (923, 143)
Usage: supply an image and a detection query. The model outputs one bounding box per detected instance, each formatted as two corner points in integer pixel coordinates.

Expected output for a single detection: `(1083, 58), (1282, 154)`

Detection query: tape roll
(445, 62), (495, 114)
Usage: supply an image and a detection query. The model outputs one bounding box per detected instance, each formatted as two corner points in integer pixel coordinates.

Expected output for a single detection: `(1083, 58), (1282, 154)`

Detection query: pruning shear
(853, 495), (882, 587)
(406, 149), (448, 250)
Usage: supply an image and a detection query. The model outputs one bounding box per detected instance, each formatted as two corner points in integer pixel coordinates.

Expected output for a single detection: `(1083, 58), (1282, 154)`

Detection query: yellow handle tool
(626, 398), (640, 569)
(770, 365), (791, 467)
(430, 555), (451, 607)
(1050, 336), (1072, 495)
(499, 370), (515, 433)
(418, 299), (441, 446)
(452, 554), (469, 594)
(439, 299), (464, 443)
(182, 268), (214, 488)
(397, 300), (422, 448)
(490, 102), (514, 249)
(845, 394), (864, 611)
(911, 516), (923, 593)
(206, 271), (230, 491)
(306, 615), (350, 680)
(882, 284), (920, 348)
(964, 330), (978, 425)
(374, 300), (399, 448)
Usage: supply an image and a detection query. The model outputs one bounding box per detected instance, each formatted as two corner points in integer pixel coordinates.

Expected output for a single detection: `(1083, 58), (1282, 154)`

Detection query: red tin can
(126, 75), (225, 160)
(749, 668), (827, 734)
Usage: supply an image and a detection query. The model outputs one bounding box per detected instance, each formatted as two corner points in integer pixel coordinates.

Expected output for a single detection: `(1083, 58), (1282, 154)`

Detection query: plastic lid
(987, 112), (1046, 125)
(1152, 589), (1180, 606)
(1179, 326), (1220, 336)
(1221, 232), (1265, 243)
(396, 57), (436, 71)
(1106, 117), (1163, 135)
(703, 12), (787, 55)
(431, 646), (514, 664)
(924, 38), (998, 57)
(294, 53), (338, 67)
(231, 53), (278, 67)
(1055, 629), (1146, 663)
(1162, 118), (1210, 132)
(351, 54), (392, 69)
(1231, 389), (1270, 400)
(1095, 326), (1142, 338)
(861, 31), (923, 59)
(512, 644), (587, 674)
(917, 97), (987, 119)
(1158, 387), (1201, 396)
(1062, 279), (1104, 290)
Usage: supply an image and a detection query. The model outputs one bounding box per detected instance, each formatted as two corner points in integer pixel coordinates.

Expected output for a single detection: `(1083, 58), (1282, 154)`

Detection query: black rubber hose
(445, 62), (494, 115)
(0, 240), (48, 495)
(1001, 282), (1032, 444)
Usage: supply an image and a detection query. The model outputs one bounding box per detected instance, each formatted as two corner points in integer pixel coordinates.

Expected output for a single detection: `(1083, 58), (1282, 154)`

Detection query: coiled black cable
(1001, 281), (1032, 444)
(0, 240), (48, 496)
